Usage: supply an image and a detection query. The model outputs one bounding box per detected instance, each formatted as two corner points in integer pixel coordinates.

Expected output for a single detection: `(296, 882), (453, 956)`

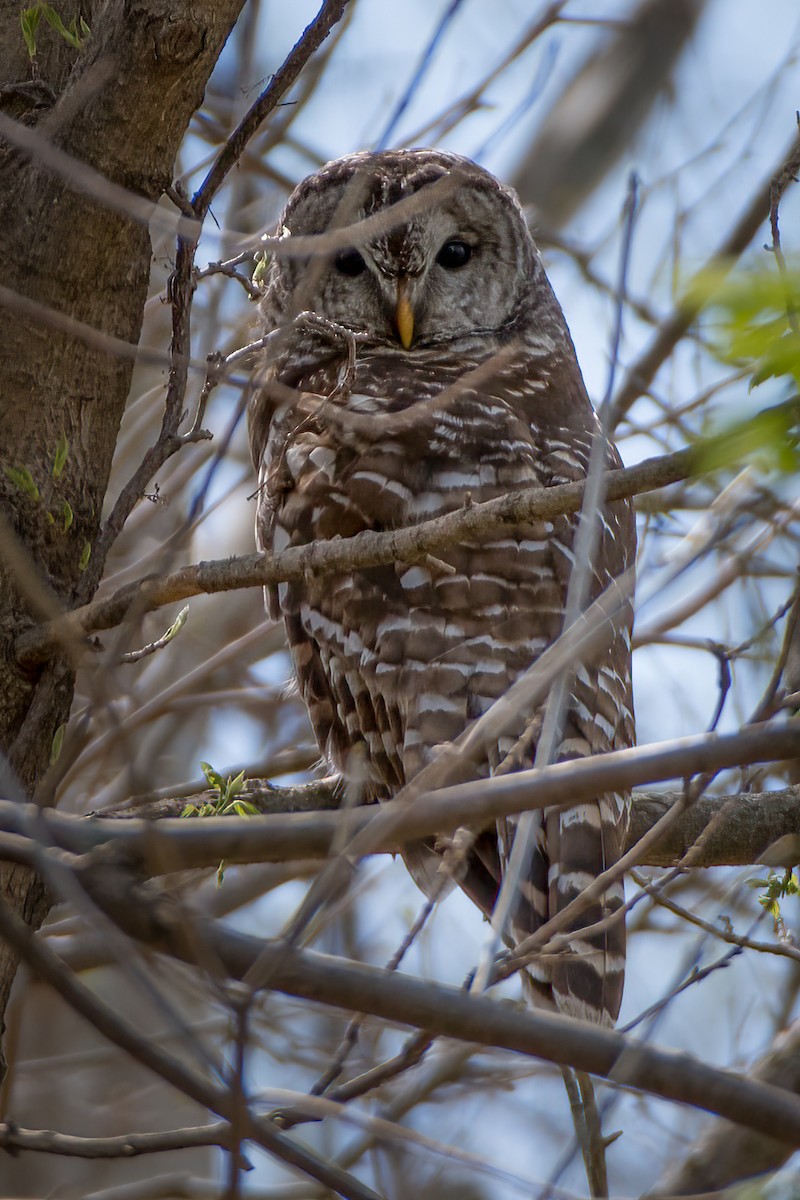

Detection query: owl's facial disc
(275, 151), (537, 350)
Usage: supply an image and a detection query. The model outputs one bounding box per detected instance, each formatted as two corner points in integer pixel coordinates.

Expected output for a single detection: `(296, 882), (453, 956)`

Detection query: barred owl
(250, 150), (635, 1026)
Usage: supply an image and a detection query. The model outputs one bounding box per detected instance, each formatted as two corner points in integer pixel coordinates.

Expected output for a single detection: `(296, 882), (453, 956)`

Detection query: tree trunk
(0, 0), (246, 1075)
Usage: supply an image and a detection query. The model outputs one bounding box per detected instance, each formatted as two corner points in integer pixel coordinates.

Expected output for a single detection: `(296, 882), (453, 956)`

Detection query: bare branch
(0, 1120), (236, 1161)
(193, 1), (352, 216)
(611, 125), (800, 422)
(15, 444), (695, 667)
(110, 776), (800, 871)
(646, 1022), (800, 1196)
(0, 897), (383, 1200)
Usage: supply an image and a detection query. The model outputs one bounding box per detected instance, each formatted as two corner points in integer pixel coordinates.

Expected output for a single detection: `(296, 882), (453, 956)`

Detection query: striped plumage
(250, 150), (635, 1025)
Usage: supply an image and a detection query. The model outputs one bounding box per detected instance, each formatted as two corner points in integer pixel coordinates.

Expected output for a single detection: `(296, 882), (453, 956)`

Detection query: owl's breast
(254, 349), (633, 787)
(261, 357), (590, 584)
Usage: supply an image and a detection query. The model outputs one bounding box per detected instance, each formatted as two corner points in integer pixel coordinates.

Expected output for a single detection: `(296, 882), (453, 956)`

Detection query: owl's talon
(434, 827), (474, 885)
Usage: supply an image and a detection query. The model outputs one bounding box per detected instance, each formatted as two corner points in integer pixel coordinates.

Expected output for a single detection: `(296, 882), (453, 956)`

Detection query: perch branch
(0, 723), (795, 873)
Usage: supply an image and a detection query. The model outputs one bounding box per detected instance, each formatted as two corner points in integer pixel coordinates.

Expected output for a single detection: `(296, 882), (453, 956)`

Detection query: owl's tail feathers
(546, 796), (628, 1028)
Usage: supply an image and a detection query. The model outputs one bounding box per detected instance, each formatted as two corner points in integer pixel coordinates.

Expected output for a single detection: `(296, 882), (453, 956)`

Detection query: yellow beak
(395, 280), (414, 349)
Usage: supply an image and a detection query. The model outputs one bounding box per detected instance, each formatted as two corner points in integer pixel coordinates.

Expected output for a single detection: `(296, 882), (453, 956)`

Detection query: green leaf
(79, 541), (91, 570)
(200, 761), (225, 793)
(61, 500), (73, 532)
(692, 401), (799, 477)
(40, 4), (84, 48)
(5, 465), (39, 500)
(232, 799), (260, 817)
(50, 723), (66, 765)
(217, 860), (226, 886)
(686, 265), (800, 390)
(252, 251), (270, 288)
(162, 605), (189, 644)
(227, 769), (246, 798)
(752, 868), (799, 935)
(686, 265), (800, 324)
(182, 801), (216, 818)
(53, 432), (69, 478)
(20, 7), (42, 58)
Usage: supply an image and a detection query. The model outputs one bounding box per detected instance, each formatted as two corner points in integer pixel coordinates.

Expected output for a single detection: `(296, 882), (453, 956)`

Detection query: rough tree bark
(0, 0), (246, 1074)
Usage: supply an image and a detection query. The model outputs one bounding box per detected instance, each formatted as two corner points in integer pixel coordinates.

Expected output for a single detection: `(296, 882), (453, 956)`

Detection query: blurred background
(3, 1), (800, 1195)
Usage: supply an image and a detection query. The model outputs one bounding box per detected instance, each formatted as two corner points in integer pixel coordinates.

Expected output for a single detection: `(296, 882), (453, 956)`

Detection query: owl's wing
(491, 433), (635, 1026)
(547, 485), (634, 1025)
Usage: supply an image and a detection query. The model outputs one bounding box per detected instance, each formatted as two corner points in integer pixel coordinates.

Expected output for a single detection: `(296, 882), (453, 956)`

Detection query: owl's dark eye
(436, 239), (472, 269)
(334, 248), (367, 277)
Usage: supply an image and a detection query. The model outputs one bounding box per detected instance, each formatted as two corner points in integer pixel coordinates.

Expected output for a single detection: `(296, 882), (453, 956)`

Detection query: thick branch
(628, 784), (800, 866)
(0, 724), (796, 873)
(0, 1120), (232, 1161)
(111, 779), (800, 871)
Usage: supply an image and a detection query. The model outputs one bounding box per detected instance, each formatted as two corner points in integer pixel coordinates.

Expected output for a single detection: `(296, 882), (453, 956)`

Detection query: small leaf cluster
(182, 763), (260, 887)
(4, 435), (91, 569)
(252, 251), (270, 291)
(750, 869), (799, 941)
(689, 267), (800, 386)
(686, 266), (800, 475)
(21, 5), (90, 60)
(182, 762), (259, 818)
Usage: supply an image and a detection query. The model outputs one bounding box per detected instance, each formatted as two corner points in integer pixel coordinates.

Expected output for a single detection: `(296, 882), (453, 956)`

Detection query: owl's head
(260, 149), (552, 352)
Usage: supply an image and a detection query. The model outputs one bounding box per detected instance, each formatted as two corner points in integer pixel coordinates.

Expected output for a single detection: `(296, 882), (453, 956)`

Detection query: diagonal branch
(193, 0), (352, 217)
(52, 859), (800, 1148)
(645, 1021), (800, 1197)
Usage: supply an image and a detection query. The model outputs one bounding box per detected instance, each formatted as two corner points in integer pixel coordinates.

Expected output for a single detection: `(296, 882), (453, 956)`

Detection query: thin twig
(611, 125), (800, 423)
(193, 1), (352, 217)
(0, 896), (384, 1200)
(630, 869), (799, 963)
(768, 110), (800, 337)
